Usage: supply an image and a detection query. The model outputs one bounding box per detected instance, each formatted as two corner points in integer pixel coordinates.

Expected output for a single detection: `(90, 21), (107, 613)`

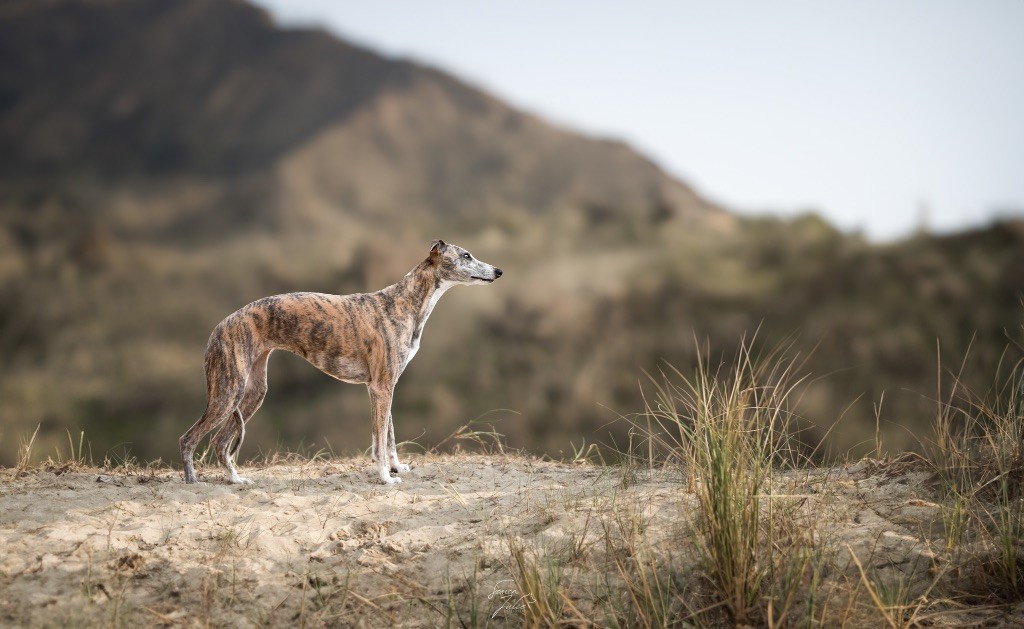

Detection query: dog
(178, 240), (502, 485)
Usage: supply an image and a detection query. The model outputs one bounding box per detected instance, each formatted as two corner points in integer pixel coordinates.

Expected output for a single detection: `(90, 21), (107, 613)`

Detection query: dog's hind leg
(180, 395), (240, 485)
(213, 350), (270, 484)
(180, 338), (247, 485)
(212, 409), (250, 484)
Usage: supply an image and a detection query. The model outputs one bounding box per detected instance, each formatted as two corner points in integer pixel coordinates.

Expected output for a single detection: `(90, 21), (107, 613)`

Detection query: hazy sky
(253, 1), (1024, 241)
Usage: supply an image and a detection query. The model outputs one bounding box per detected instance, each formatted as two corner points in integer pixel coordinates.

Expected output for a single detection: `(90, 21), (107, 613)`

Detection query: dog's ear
(428, 239), (446, 264)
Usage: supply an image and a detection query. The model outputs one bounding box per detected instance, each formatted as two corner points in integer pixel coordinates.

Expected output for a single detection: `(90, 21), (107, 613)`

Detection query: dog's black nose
(494, 268), (503, 278)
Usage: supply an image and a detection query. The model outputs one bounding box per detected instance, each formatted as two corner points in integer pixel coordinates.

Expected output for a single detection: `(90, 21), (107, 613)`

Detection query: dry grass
(925, 341), (1024, 605)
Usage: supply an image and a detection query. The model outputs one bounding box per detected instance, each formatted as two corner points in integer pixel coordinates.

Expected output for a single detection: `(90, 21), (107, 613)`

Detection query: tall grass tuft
(968, 358), (1024, 597)
(927, 338), (1024, 599)
(15, 424), (41, 473)
(641, 337), (815, 625)
(507, 538), (566, 626)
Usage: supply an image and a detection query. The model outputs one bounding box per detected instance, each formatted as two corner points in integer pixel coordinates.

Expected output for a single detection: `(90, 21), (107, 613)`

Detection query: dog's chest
(401, 281), (452, 371)
(403, 316), (431, 370)
(405, 335), (422, 369)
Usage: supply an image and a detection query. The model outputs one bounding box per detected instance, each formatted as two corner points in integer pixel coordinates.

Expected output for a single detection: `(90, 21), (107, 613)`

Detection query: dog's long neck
(383, 261), (454, 337)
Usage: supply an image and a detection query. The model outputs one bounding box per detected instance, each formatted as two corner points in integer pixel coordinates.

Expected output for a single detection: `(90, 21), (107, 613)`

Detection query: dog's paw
(230, 476), (253, 485)
(379, 473), (402, 485)
(391, 463), (411, 474)
(186, 480), (208, 487)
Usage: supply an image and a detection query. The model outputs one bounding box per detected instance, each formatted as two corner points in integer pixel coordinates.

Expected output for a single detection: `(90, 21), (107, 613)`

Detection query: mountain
(0, 0), (723, 225)
(0, 0), (405, 176)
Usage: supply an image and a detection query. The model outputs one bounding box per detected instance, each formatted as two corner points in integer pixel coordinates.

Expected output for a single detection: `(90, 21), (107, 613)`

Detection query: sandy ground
(0, 454), (1020, 627)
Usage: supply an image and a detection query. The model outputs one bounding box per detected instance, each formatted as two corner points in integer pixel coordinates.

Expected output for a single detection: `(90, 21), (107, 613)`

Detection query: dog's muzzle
(472, 268), (502, 283)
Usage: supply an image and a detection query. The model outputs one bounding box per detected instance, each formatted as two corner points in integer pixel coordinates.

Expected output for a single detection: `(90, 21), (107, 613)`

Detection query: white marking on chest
(403, 280), (455, 370)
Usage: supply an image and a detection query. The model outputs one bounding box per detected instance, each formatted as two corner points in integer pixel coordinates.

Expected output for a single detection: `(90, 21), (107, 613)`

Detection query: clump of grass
(598, 496), (680, 628)
(926, 338), (1024, 601)
(255, 442), (331, 468)
(971, 361), (1024, 597)
(11, 424), (98, 476)
(15, 424), (41, 473)
(639, 337), (820, 626)
(429, 409), (517, 456)
(44, 427), (93, 470)
(507, 538), (565, 625)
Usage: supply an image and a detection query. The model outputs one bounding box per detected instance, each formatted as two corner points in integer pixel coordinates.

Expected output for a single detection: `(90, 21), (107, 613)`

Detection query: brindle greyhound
(179, 240), (502, 485)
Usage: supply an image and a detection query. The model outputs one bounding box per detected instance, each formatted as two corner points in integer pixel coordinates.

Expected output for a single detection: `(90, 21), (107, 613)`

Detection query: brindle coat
(179, 240), (502, 485)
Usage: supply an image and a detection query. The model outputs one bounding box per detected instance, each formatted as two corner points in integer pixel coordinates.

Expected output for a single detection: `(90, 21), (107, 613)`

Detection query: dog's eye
(461, 252), (472, 260)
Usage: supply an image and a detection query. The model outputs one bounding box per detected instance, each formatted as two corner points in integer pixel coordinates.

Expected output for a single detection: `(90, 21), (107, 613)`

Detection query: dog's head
(427, 240), (503, 285)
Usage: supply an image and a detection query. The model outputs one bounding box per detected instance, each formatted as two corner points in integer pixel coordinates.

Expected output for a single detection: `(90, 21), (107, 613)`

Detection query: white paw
(380, 474), (402, 485)
(392, 463), (411, 473)
(230, 476), (253, 485)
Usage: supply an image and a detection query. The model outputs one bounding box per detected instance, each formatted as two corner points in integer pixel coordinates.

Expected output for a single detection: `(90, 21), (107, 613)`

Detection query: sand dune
(0, 454), (1018, 626)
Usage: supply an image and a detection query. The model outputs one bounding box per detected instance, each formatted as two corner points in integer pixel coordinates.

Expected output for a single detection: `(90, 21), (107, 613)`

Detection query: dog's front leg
(368, 384), (400, 484)
(387, 413), (410, 473)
